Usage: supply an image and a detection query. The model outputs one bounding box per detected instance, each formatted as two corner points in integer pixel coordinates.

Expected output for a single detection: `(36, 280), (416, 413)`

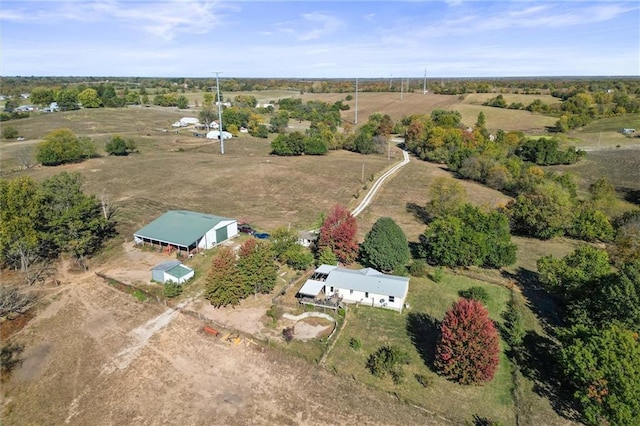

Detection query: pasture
(2, 90), (635, 426)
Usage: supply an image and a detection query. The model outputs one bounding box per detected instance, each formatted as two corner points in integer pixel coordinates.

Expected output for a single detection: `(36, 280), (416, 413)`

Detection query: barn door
(215, 226), (228, 244)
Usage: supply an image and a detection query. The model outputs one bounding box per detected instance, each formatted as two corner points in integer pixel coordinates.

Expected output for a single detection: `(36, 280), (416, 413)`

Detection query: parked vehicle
(238, 224), (255, 235)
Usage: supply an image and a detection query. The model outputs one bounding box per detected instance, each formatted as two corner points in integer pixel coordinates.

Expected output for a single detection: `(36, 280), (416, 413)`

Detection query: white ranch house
(297, 265), (410, 312)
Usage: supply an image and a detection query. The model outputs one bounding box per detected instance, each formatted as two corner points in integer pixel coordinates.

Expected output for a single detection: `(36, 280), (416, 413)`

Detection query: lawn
(325, 272), (515, 425)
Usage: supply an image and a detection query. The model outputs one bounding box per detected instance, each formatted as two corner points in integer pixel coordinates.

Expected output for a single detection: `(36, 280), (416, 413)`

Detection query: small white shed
(151, 260), (194, 284)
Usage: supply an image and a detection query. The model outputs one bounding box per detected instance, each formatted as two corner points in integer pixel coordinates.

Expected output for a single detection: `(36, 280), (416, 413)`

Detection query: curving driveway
(351, 138), (409, 218)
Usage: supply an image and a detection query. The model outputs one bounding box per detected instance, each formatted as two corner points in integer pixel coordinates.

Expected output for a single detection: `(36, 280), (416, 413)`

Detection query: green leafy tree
(205, 247), (244, 307)
(569, 207), (614, 242)
(163, 282), (183, 298)
(105, 135), (128, 155)
(269, 110), (290, 133)
(0, 177), (45, 284)
(2, 125), (19, 139)
(435, 298), (500, 385)
(199, 105), (216, 129)
(55, 88), (79, 111)
(359, 217), (410, 273)
(507, 181), (575, 239)
(537, 245), (611, 300)
(237, 238), (278, 295)
(317, 204), (359, 264)
(560, 324), (640, 426)
(78, 88), (102, 108)
(589, 177), (616, 213)
(501, 298), (526, 348)
(316, 246), (338, 266)
(282, 247), (314, 270)
(426, 177), (467, 219)
(36, 128), (96, 166)
(40, 172), (115, 268)
(609, 212), (640, 266)
(176, 95), (189, 109)
(105, 135), (136, 156)
(421, 204), (516, 268)
(29, 87), (55, 106)
(270, 227), (298, 262)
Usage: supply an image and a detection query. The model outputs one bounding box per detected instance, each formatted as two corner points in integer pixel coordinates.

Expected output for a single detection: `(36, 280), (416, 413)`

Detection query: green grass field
(326, 273), (515, 425)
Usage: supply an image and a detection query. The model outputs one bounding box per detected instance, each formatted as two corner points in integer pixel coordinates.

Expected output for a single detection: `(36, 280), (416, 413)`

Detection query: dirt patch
(2, 277), (442, 425)
(292, 319), (334, 341)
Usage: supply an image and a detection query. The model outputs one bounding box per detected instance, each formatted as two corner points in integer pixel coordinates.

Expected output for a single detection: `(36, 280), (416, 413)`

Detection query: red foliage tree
(317, 204), (359, 264)
(435, 298), (500, 385)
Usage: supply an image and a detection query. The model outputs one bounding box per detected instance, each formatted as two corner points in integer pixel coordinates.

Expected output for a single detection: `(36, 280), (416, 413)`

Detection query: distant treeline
(2, 76), (639, 97)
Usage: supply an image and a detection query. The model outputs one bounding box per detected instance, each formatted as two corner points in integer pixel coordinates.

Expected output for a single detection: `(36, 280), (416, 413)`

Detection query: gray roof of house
(298, 279), (325, 297)
(134, 210), (234, 248)
(324, 266), (409, 298)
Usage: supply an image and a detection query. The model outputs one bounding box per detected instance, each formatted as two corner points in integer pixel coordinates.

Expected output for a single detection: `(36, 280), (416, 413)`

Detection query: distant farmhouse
(134, 210), (238, 255)
(172, 117), (200, 128)
(297, 265), (410, 312)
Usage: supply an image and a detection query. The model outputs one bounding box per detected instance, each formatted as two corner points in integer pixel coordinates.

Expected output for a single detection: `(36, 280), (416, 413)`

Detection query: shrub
(430, 266), (444, 283)
(2, 125), (19, 139)
(163, 281), (183, 298)
(408, 259), (428, 277)
(458, 286), (490, 304)
(282, 326), (295, 342)
(349, 337), (362, 350)
(0, 342), (24, 377)
(415, 373), (433, 388)
(366, 345), (411, 383)
(337, 307), (346, 317)
(266, 304), (282, 324)
(132, 289), (147, 302)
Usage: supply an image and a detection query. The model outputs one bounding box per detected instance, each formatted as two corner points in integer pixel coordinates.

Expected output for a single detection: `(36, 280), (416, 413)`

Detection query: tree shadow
(405, 312), (439, 369)
(619, 186), (640, 206)
(406, 202), (431, 224)
(511, 331), (581, 422)
(501, 267), (565, 332)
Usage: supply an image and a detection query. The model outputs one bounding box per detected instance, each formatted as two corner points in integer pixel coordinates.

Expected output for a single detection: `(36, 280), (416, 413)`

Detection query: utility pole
(423, 68), (427, 94)
(213, 71), (224, 154)
(355, 77), (359, 125)
(400, 77), (404, 100)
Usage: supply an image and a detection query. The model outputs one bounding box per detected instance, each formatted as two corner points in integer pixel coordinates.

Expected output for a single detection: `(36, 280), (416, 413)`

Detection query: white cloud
(275, 11), (343, 41)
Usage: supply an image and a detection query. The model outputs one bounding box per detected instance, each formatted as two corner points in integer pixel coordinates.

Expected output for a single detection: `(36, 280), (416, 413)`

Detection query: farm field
(2, 90), (636, 425)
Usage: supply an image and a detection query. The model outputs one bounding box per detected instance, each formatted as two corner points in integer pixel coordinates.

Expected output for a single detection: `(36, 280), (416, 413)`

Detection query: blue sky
(1, 1), (639, 78)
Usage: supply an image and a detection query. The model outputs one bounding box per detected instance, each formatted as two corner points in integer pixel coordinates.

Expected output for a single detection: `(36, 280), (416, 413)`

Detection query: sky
(1, 0), (639, 78)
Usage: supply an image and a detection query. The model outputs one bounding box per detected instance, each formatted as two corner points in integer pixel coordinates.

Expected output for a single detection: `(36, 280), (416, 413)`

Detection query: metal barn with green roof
(133, 210), (238, 253)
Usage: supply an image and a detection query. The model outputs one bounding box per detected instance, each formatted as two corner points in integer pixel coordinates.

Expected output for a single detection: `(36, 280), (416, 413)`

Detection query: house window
(365, 292), (369, 298)
(389, 296), (395, 303)
(350, 289), (354, 295)
(330, 286), (334, 293)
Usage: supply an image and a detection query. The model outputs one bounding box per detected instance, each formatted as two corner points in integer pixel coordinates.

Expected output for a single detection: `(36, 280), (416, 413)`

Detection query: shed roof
(152, 260), (182, 271)
(324, 266), (409, 298)
(135, 210), (234, 248)
(166, 264), (193, 280)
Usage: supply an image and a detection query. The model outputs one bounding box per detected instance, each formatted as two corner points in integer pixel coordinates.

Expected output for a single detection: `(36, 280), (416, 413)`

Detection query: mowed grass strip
(326, 273), (514, 425)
